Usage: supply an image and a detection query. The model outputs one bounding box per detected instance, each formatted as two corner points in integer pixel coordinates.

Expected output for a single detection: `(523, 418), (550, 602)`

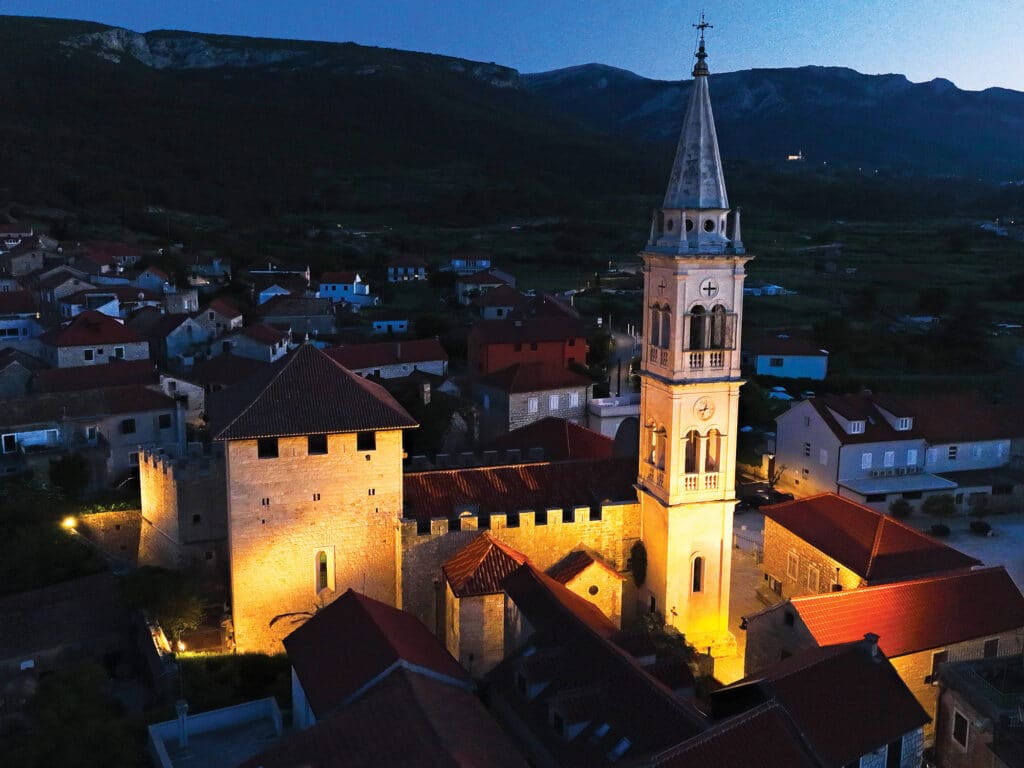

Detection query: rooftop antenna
(692, 11), (713, 77)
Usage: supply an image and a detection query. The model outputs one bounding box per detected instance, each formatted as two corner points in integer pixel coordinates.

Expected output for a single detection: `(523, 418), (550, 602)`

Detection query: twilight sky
(3, 0), (1022, 92)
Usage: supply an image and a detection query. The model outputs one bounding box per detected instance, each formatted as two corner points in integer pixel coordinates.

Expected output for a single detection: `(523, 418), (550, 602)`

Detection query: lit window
(848, 421), (865, 434)
(317, 551), (330, 592)
(948, 445), (959, 461)
(884, 450), (895, 468)
(569, 392), (579, 408)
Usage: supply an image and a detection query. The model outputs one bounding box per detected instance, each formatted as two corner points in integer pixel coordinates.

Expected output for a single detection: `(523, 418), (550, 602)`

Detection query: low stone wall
(78, 509), (142, 568)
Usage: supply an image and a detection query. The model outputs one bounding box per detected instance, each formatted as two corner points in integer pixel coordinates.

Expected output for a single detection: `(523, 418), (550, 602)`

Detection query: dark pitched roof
(238, 668), (528, 768)
(888, 392), (1024, 443)
(443, 533), (528, 598)
(0, 290), (37, 314)
(485, 417), (614, 462)
(283, 589), (470, 720)
(712, 640), (929, 767)
(319, 271), (359, 284)
(241, 323), (288, 345)
(762, 493), (980, 582)
(33, 359), (156, 392)
(1, 385), (176, 426)
(503, 564), (619, 640)
(457, 269), (510, 286)
(470, 316), (585, 345)
(38, 310), (146, 347)
(547, 550), (623, 585)
(748, 335), (828, 357)
(257, 295), (335, 317)
(206, 297), (243, 320)
(324, 338), (448, 371)
(209, 343), (417, 440)
(788, 567), (1024, 658)
(808, 394), (925, 445)
(650, 703), (820, 768)
(193, 353), (270, 389)
(478, 362), (592, 393)
(471, 284), (526, 308)
(401, 458), (637, 523)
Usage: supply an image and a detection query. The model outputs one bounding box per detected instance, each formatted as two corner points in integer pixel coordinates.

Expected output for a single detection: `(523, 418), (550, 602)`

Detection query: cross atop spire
(692, 12), (712, 77)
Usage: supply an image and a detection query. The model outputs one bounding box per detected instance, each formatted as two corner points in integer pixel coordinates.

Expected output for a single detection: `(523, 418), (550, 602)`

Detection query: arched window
(659, 307), (671, 350)
(655, 427), (667, 470)
(710, 305), (727, 349)
(684, 430), (700, 474)
(688, 306), (706, 350)
(649, 306), (661, 348)
(705, 429), (721, 473)
(647, 422), (658, 465)
(692, 556), (704, 593)
(317, 551), (329, 592)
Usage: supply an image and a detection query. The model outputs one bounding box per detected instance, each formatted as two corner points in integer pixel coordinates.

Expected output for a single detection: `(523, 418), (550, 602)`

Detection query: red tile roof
(38, 310), (146, 347)
(324, 338), (448, 371)
(1, 385), (176, 425)
(457, 269), (510, 286)
(443, 533), (528, 598)
(238, 668), (528, 768)
(241, 323), (288, 345)
(504, 563), (619, 640)
(402, 457), (637, 523)
(210, 343), (417, 440)
(193, 353), (270, 389)
(748, 335), (828, 357)
(889, 392), (1024, 443)
(470, 316), (585, 345)
(650, 703), (819, 768)
(206, 297), (243, 320)
(789, 567), (1024, 658)
(33, 359), (156, 392)
(809, 394), (926, 445)
(485, 417), (614, 462)
(715, 640), (929, 766)
(319, 271), (359, 284)
(283, 589), (471, 720)
(479, 362), (592, 393)
(762, 493), (980, 582)
(547, 550), (623, 585)
(0, 290), (37, 314)
(472, 284), (525, 308)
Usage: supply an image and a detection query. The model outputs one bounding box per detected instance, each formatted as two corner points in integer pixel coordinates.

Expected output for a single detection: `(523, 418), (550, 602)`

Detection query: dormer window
(897, 417), (913, 431)
(848, 421), (865, 434)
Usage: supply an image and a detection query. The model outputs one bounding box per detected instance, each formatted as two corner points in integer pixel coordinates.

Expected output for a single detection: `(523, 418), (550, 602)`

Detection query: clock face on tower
(694, 396), (715, 421)
(699, 278), (720, 300)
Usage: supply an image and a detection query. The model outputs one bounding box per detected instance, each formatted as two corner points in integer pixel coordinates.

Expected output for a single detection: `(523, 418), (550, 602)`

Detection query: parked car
(739, 487), (795, 509)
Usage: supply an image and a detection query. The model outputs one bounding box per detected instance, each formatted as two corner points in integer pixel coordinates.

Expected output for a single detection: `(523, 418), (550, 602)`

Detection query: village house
(162, 288), (198, 315)
(324, 338), (448, 379)
(34, 267), (95, 312)
(252, 274), (311, 306)
(468, 316), (588, 376)
(75, 242), (142, 275)
(443, 253), (492, 275)
(774, 392), (1024, 512)
(133, 266), (172, 293)
(195, 297), (244, 338)
(0, 348), (45, 398)
(38, 310), (150, 368)
(0, 290), (42, 344)
(318, 271), (376, 306)
(220, 323), (290, 363)
(370, 317), (408, 334)
(129, 311), (211, 370)
(471, 283), (527, 319)
(455, 268), (514, 306)
(934, 655), (1024, 768)
(744, 334), (829, 380)
(0, 237), (46, 277)
(256, 295), (336, 337)
(758, 493), (980, 601)
(743, 567), (1024, 743)
(386, 255), (427, 282)
(474, 362), (593, 440)
(59, 286), (163, 319)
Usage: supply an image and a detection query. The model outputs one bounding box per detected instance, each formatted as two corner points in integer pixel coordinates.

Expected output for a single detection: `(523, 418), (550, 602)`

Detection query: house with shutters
(744, 334), (829, 380)
(386, 255), (427, 283)
(0, 290), (42, 344)
(774, 392), (1024, 513)
(38, 310), (150, 368)
(195, 297), (244, 338)
(474, 362), (593, 441)
(318, 271), (376, 307)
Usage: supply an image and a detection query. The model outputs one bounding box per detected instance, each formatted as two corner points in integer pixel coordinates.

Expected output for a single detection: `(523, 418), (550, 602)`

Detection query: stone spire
(662, 16), (728, 211)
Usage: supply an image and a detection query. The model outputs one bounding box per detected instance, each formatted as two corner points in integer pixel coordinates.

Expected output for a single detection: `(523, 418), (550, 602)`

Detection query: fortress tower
(637, 21), (751, 655)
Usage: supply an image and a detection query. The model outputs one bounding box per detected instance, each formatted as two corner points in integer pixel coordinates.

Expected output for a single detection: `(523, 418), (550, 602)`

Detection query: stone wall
(559, 564), (624, 628)
(228, 430), (404, 653)
(761, 517), (863, 599)
(78, 509), (141, 567)
(398, 501), (640, 635)
(139, 448), (227, 569)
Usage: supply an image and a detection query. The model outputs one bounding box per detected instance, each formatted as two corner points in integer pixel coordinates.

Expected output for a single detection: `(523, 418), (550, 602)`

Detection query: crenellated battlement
(399, 502), (624, 539)
(141, 443), (224, 482)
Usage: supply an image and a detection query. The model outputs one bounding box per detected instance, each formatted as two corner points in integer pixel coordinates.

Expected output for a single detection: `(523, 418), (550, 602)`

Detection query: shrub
(888, 498), (912, 518)
(630, 541), (648, 587)
(969, 520), (992, 536)
(922, 494), (956, 520)
(930, 523), (951, 537)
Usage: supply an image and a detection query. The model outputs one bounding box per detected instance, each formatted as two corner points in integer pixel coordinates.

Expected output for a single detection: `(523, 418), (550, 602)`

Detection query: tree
(49, 453), (90, 499)
(921, 493), (956, 521)
(767, 462), (788, 489)
(121, 567), (207, 644)
(630, 541), (648, 587)
(888, 498), (912, 518)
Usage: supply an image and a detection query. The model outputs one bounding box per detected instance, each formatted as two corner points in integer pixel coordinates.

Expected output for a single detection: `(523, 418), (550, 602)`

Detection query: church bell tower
(637, 18), (750, 656)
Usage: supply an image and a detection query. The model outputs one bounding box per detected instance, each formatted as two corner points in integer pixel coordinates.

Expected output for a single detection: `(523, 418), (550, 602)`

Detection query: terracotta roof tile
(241, 323), (288, 345)
(470, 316), (586, 345)
(282, 589), (470, 720)
(324, 339), (448, 371)
(485, 417), (614, 462)
(319, 271), (358, 284)
(790, 567), (1024, 658)
(715, 641), (929, 766)
(471, 284), (526, 308)
(38, 310), (147, 347)
(33, 360), (156, 392)
(891, 392), (1024, 443)
(0, 290), (37, 314)
(478, 362), (592, 393)
(238, 669), (528, 768)
(762, 493), (980, 582)
(748, 335), (828, 357)
(193, 353), (270, 389)
(206, 297), (243, 320)
(443, 533), (528, 597)
(809, 394), (925, 445)
(402, 457), (637, 523)
(457, 269), (510, 286)
(1, 385), (176, 426)
(548, 550), (624, 585)
(209, 343), (417, 440)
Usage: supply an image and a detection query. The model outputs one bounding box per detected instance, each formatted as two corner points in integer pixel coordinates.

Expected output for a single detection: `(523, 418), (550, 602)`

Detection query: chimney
(863, 632), (880, 659)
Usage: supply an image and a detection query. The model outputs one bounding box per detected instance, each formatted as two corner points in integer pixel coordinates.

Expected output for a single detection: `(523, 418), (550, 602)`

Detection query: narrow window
(192, 513), (201, 525)
(948, 445), (959, 461)
(549, 394), (559, 411)
(952, 710), (968, 749)
(356, 431), (376, 451)
(257, 438), (279, 459)
(649, 307), (661, 348)
(528, 397), (539, 414)
(769, 357), (784, 367)
(114, 346), (125, 359)
(802, 442), (811, 457)
(884, 450), (895, 468)
(317, 551), (329, 591)
(121, 418), (136, 435)
(861, 452), (872, 470)
(907, 448), (918, 465)
(84, 349), (94, 361)
(691, 556), (704, 593)
(1, 434), (16, 453)
(932, 649), (948, 676)
(659, 308), (671, 350)
(705, 430), (721, 472)
(984, 638), (999, 658)
(684, 430), (699, 474)
(709, 305), (726, 349)
(307, 434), (328, 455)
(786, 551), (799, 579)
(688, 306), (706, 350)
(158, 414), (172, 430)
(569, 391), (580, 408)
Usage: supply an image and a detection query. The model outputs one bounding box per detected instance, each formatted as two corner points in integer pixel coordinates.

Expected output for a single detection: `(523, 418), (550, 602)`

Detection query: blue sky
(3, 0), (1022, 91)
